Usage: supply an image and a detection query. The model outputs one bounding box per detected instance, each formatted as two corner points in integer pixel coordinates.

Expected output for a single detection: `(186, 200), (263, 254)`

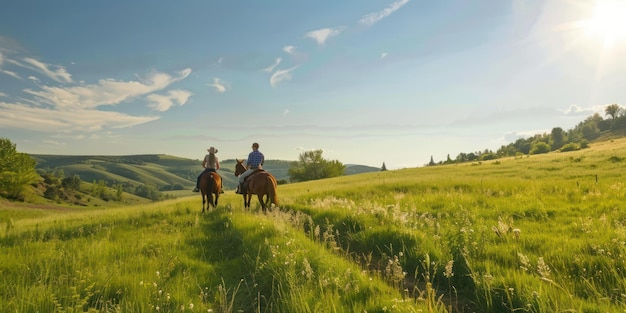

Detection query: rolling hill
(30, 154), (381, 191)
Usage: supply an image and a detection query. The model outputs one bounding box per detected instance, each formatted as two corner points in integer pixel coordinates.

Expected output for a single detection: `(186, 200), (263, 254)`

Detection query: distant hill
(31, 154), (381, 191)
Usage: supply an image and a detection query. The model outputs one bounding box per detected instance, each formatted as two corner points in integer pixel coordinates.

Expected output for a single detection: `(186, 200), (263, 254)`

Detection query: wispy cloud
(206, 77), (231, 93)
(24, 68), (192, 109)
(283, 46), (296, 54)
(270, 66), (299, 87)
(306, 28), (342, 45)
(19, 57), (73, 83)
(380, 52), (388, 59)
(263, 58), (282, 73)
(0, 101), (159, 132)
(0, 53), (22, 79)
(563, 104), (603, 116)
(146, 89), (193, 112)
(1, 69), (21, 79)
(0, 66), (192, 133)
(359, 0), (410, 27)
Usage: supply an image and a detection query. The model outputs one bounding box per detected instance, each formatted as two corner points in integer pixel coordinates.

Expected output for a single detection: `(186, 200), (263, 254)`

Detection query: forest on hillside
(429, 104), (626, 165)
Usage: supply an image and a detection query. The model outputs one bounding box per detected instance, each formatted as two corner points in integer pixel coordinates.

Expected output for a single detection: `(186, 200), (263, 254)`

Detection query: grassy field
(2, 138), (626, 312)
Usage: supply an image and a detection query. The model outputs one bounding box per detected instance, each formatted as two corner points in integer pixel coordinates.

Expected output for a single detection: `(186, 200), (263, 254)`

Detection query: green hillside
(31, 154), (380, 191)
(4, 137), (626, 312)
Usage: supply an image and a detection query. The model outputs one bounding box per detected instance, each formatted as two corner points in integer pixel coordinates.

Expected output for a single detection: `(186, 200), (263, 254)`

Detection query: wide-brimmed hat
(207, 147), (218, 154)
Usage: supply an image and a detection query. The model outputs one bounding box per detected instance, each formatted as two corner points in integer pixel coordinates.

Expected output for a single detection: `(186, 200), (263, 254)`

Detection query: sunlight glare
(584, 0), (626, 48)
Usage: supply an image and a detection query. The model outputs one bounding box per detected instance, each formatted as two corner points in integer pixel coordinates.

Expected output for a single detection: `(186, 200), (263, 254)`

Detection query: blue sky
(1, 0), (625, 169)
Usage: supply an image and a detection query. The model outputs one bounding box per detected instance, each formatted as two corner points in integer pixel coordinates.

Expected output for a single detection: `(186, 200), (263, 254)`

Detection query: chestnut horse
(234, 159), (278, 213)
(200, 171), (222, 213)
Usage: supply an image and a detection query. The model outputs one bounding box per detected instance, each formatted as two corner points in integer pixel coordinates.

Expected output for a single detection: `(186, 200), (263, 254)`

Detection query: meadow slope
(2, 138), (626, 312)
(31, 154), (379, 191)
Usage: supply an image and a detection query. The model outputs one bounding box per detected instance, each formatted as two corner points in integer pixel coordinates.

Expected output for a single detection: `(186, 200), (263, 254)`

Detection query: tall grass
(3, 138), (626, 312)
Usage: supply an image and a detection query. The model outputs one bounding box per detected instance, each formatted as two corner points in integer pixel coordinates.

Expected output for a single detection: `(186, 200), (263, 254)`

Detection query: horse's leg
(201, 193), (206, 213)
(264, 193), (271, 211)
(257, 194), (266, 213)
(214, 192), (219, 208)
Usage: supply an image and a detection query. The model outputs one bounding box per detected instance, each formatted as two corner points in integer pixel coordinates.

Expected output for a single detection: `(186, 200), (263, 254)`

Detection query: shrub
(560, 142), (581, 152)
(530, 142), (551, 154)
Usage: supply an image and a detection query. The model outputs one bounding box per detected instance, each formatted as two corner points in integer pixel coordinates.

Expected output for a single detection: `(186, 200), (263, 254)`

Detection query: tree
(0, 138), (40, 199)
(551, 127), (566, 151)
(288, 149), (345, 182)
(605, 103), (620, 119)
(428, 156), (436, 166)
(381, 162), (387, 171)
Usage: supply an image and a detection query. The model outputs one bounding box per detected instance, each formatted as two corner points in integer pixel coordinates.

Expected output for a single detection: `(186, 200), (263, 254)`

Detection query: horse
(200, 171), (222, 213)
(234, 159), (278, 213)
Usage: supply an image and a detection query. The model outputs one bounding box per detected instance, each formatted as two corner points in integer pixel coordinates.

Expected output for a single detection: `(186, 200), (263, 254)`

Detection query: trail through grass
(3, 138), (626, 312)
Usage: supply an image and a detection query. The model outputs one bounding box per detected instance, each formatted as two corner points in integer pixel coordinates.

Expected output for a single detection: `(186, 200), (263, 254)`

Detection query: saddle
(243, 169), (265, 188)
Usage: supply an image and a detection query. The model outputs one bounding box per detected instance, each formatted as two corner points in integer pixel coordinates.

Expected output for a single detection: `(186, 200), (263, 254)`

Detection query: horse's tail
(268, 175), (278, 206)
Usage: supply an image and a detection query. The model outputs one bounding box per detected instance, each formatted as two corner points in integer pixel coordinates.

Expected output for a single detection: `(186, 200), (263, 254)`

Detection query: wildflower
(156, 271), (160, 277)
(444, 260), (454, 278)
(518, 253), (529, 272)
(189, 303), (194, 310)
(537, 257), (551, 278)
(513, 228), (521, 240)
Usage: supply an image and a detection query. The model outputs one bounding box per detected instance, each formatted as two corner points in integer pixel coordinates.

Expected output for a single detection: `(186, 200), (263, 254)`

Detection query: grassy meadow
(2, 138), (626, 312)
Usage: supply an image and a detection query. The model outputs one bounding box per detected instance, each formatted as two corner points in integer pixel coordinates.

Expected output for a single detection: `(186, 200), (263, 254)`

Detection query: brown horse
(234, 159), (278, 213)
(200, 171), (222, 213)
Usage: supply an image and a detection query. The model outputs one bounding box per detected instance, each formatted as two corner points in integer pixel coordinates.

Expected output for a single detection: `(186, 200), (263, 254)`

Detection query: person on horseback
(236, 142), (264, 194)
(193, 146), (223, 192)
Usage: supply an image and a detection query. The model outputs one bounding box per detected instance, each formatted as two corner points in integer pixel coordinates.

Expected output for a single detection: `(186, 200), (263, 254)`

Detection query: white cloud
(0, 92), (6, 97)
(21, 57), (73, 83)
(306, 28), (341, 45)
(0, 67), (192, 133)
(380, 52), (388, 59)
(206, 77), (231, 93)
(263, 58), (282, 73)
(1, 69), (21, 79)
(359, 0), (410, 27)
(0, 53), (22, 79)
(503, 129), (549, 142)
(270, 66), (299, 87)
(283, 46), (296, 54)
(283, 109), (290, 115)
(146, 89), (193, 112)
(563, 104), (603, 116)
(0, 101), (159, 132)
(24, 68), (191, 109)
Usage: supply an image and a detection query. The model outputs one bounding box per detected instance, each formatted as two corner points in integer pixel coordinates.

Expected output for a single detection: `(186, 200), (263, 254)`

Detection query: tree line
(428, 103), (624, 166)
(2, 104), (623, 201)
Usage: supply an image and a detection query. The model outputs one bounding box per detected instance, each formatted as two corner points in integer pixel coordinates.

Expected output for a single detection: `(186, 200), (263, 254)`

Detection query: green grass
(4, 138), (626, 312)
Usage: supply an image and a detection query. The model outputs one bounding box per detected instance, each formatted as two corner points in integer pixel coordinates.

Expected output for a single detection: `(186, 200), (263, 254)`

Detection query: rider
(237, 142), (264, 194)
(193, 146), (223, 193)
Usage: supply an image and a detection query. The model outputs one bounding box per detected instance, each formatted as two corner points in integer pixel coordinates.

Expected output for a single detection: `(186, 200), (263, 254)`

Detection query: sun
(582, 0), (626, 48)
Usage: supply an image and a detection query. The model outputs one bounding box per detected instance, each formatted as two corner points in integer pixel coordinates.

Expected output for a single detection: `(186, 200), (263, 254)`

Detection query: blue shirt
(247, 150), (264, 168)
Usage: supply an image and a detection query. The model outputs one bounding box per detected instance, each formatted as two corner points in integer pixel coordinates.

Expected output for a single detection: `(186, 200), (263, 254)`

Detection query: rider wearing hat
(193, 146), (222, 192)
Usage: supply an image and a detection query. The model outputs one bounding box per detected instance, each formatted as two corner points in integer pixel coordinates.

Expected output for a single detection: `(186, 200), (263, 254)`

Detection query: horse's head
(234, 159), (246, 176)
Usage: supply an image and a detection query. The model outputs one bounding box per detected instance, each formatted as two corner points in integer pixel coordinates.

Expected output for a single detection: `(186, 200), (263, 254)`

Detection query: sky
(1, 0), (626, 170)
